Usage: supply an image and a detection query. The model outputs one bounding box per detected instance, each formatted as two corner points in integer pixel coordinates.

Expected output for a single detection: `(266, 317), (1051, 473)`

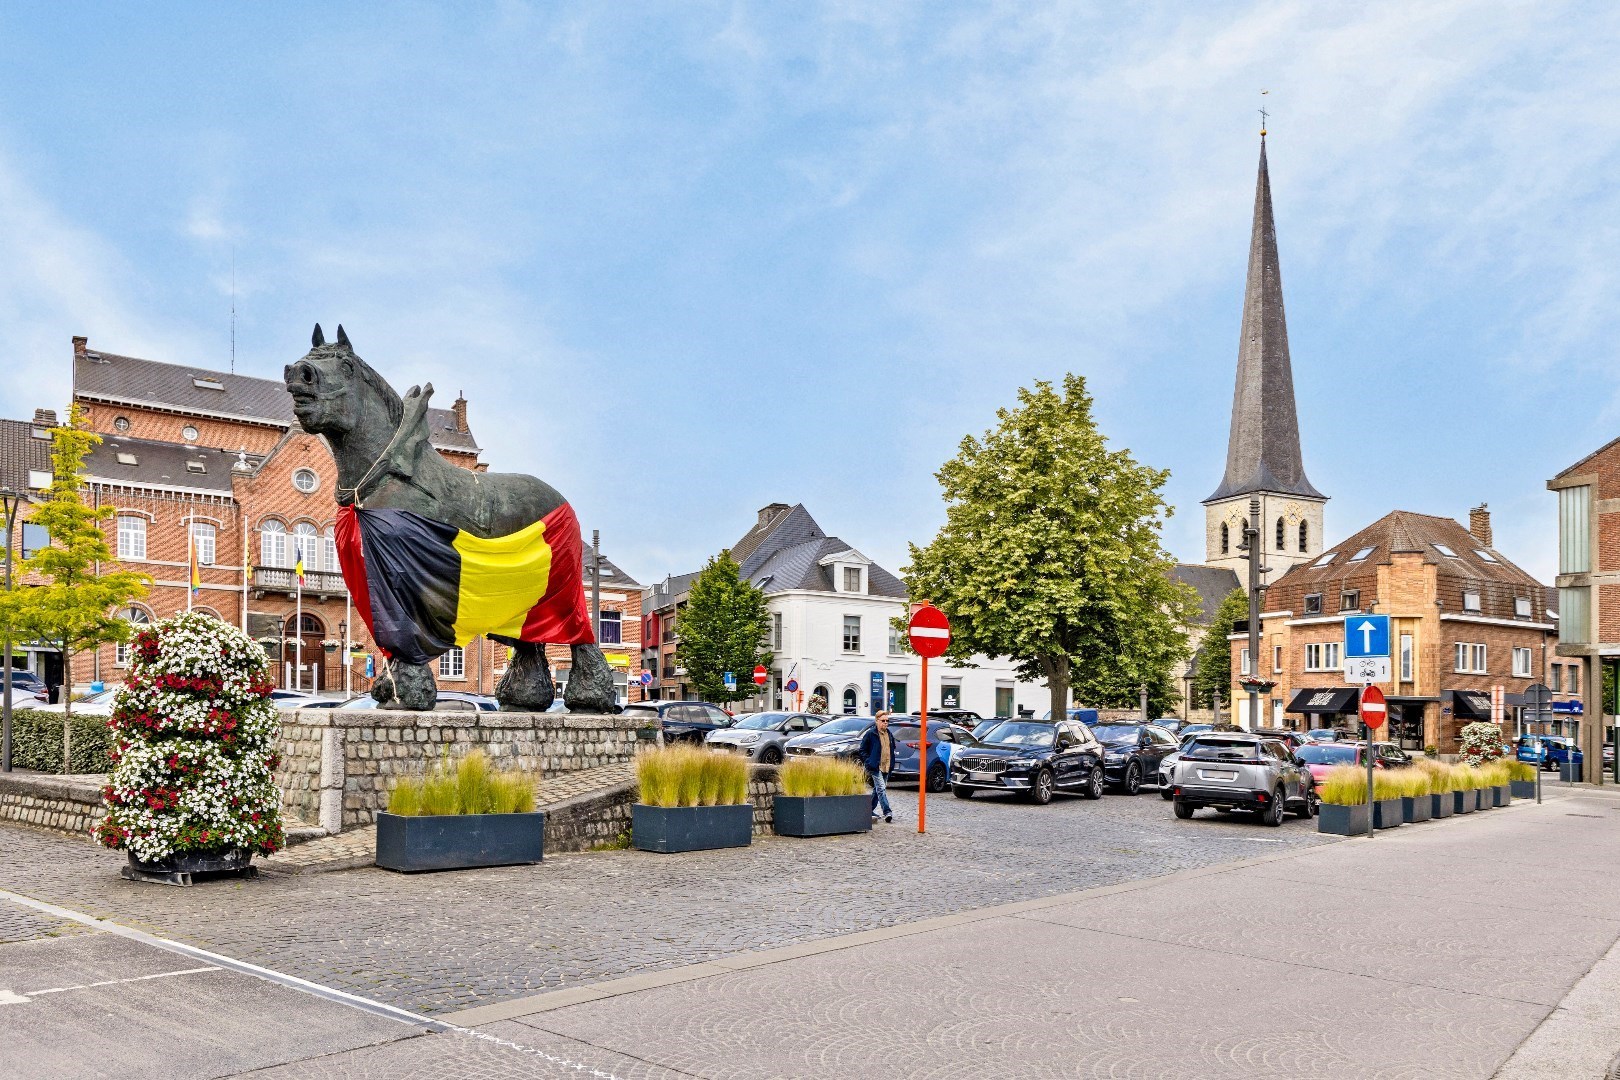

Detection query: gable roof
(1271, 510), (1545, 593)
(74, 347), (480, 453)
(1553, 434), (1620, 482)
(1172, 563), (1242, 623)
(725, 503), (906, 598)
(0, 418), (56, 497)
(586, 551), (641, 589)
(82, 434), (242, 495)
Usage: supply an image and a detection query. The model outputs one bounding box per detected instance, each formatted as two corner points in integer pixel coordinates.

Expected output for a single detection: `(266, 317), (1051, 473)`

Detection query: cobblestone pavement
(0, 783), (1334, 1016)
(0, 901), (88, 944)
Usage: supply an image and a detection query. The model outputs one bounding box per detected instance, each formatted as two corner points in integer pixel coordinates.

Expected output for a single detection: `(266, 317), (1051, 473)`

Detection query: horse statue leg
(382, 658), (437, 711)
(497, 641), (556, 712)
(564, 643), (619, 714)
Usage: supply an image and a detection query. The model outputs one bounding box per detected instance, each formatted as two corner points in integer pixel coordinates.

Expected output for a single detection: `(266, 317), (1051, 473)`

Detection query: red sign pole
(906, 603), (952, 837)
(1359, 683), (1386, 839)
(919, 653), (928, 835)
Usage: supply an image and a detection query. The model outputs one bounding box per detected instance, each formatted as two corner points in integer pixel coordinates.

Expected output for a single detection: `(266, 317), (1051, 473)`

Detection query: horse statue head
(284, 323), (403, 440)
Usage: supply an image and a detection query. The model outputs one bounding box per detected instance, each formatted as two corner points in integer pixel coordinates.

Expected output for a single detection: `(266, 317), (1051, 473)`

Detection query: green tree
(675, 550), (773, 705)
(0, 406), (148, 765)
(905, 375), (1199, 721)
(1191, 588), (1248, 711)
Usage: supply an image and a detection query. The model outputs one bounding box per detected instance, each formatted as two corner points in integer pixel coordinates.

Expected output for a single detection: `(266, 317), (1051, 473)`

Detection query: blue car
(887, 717), (983, 793)
(1517, 735), (1583, 770)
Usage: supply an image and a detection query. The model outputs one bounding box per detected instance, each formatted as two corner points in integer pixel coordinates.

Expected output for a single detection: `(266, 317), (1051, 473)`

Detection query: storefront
(1386, 697), (1437, 751)
(1286, 687), (1361, 734)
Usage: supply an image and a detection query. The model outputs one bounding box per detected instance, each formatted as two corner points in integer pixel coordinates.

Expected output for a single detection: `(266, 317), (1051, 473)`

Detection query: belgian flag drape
(335, 502), (594, 665)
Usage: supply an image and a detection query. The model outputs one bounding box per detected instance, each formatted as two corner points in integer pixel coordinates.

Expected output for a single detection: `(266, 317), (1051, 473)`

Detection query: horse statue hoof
(496, 642), (556, 712)
(390, 660), (438, 711)
(371, 665), (398, 707)
(563, 643), (619, 714)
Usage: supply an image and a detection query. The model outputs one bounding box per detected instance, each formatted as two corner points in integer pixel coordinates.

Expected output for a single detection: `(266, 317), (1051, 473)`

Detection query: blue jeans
(869, 770), (891, 817)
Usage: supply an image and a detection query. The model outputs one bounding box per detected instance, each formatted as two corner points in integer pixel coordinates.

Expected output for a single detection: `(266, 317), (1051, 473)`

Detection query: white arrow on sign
(1357, 620), (1377, 654)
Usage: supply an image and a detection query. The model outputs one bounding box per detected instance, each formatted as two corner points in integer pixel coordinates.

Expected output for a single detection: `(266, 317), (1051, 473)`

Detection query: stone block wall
(540, 764), (785, 854)
(275, 709), (650, 831)
(0, 773), (105, 837)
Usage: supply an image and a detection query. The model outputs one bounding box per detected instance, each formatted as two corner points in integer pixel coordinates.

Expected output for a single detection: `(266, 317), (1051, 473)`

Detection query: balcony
(252, 567), (348, 599)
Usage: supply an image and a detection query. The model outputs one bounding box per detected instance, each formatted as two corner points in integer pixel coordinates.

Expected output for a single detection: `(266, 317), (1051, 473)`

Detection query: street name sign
(1360, 684), (1387, 730)
(1344, 614), (1391, 659)
(907, 604), (951, 658)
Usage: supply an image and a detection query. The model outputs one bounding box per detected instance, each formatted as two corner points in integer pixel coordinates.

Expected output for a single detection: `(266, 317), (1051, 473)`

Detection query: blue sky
(2, 2), (1617, 585)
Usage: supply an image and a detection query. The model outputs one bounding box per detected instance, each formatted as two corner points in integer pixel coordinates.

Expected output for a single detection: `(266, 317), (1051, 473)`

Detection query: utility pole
(1, 487), (19, 772)
(591, 529), (602, 641)
(1237, 497), (1266, 730)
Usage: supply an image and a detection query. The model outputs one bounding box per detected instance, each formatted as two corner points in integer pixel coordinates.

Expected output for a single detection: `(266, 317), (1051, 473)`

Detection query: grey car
(706, 711), (827, 764)
(1169, 733), (1318, 826)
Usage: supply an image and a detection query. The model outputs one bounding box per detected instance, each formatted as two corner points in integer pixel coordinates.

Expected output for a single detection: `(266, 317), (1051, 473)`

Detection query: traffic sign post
(1360, 683), (1386, 839)
(723, 672), (736, 693)
(1344, 615), (1391, 659)
(907, 604), (951, 835)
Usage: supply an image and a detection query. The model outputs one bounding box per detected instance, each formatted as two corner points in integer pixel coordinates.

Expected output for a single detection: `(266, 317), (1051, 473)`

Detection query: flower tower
(1459, 721), (1507, 769)
(96, 611), (284, 875)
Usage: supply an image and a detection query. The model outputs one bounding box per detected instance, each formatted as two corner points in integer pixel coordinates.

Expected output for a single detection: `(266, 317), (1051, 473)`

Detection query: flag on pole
(294, 542), (306, 586)
(189, 530), (201, 599)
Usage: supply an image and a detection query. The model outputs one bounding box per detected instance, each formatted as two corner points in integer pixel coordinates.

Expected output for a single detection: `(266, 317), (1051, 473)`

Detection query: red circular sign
(1359, 684), (1387, 730)
(752, 665), (768, 686)
(907, 604), (952, 658)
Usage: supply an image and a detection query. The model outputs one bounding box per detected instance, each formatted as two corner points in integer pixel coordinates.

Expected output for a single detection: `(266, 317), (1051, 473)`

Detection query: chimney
(33, 408), (58, 427)
(452, 393), (469, 434)
(72, 335), (87, 356)
(1469, 504), (1492, 548)
(758, 502), (789, 525)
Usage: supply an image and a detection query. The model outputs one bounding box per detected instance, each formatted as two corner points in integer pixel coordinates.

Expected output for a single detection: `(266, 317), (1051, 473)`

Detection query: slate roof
(74, 348), (481, 453)
(82, 434), (243, 494)
(1205, 138), (1324, 504)
(0, 418), (55, 497)
(585, 551), (641, 589)
(647, 571), (699, 613)
(727, 503), (906, 598)
(1171, 563), (1242, 624)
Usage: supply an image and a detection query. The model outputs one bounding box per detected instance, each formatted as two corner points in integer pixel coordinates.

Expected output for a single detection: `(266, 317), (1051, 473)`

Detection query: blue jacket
(858, 725), (892, 775)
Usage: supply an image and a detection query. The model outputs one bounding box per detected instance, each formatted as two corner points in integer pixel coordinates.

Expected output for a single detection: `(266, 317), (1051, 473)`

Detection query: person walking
(860, 710), (895, 823)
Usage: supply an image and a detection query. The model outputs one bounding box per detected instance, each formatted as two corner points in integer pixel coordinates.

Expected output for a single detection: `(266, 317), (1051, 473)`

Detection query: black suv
(619, 701), (735, 744)
(949, 719), (1105, 804)
(1090, 722), (1180, 795)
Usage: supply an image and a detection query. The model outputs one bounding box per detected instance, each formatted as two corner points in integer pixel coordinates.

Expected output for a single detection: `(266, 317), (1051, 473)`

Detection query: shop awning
(1286, 687), (1360, 715)
(1448, 690), (1494, 720)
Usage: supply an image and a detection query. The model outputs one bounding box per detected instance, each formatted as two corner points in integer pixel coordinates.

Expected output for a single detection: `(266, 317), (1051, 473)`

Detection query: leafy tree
(0, 406), (148, 765)
(1191, 588), (1249, 710)
(675, 550), (773, 704)
(904, 375), (1198, 721)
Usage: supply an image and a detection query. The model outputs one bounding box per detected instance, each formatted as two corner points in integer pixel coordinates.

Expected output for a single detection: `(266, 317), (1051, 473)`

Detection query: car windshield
(736, 712), (789, 730)
(1184, 738), (1262, 760)
(1297, 744), (1358, 764)
(983, 722), (1055, 748)
(1092, 725), (1142, 745)
(816, 717), (870, 735)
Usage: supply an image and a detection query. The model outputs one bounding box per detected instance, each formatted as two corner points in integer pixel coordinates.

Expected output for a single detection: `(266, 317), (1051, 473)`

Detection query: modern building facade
(1548, 440), (1620, 774)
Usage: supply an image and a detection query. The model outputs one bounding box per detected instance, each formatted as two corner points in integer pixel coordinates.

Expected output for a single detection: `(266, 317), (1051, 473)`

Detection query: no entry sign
(1359, 684), (1387, 731)
(908, 604), (951, 658)
(753, 665), (768, 686)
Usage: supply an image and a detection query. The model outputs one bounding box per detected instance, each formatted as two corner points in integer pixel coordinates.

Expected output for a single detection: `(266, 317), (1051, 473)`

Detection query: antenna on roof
(230, 248), (237, 374)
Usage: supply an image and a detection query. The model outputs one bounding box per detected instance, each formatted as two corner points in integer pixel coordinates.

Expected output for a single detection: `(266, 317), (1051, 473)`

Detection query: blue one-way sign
(1344, 614), (1391, 658)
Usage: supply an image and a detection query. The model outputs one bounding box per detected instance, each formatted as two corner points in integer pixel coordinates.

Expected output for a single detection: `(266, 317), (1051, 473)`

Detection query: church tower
(1203, 134), (1326, 585)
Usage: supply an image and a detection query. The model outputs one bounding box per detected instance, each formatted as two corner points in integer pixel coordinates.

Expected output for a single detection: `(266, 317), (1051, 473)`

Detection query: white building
(731, 504), (1049, 718)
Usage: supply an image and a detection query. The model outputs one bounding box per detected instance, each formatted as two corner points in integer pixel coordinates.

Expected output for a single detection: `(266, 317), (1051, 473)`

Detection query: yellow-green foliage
(636, 746), (749, 808)
(1505, 760), (1537, 783)
(1318, 765), (1368, 805)
(387, 750), (536, 816)
(780, 757), (869, 798)
(1479, 761), (1514, 788)
(1415, 758), (1459, 793)
(1378, 769), (1432, 799)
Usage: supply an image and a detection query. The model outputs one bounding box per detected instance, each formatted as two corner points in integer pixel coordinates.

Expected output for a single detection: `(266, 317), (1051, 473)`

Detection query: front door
(887, 681), (908, 713)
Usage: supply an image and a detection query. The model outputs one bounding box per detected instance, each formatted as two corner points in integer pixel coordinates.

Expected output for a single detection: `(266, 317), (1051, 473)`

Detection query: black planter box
(1474, 788), (1492, 811)
(1561, 762), (1584, 783)
(375, 811), (544, 873)
(774, 794), (872, 838)
(1318, 803), (1369, 835)
(632, 803), (753, 853)
(1494, 785), (1510, 807)
(1400, 795), (1431, 824)
(1372, 798), (1404, 829)
(1510, 779), (1537, 799)
(1452, 790), (1474, 814)
(1429, 793), (1454, 819)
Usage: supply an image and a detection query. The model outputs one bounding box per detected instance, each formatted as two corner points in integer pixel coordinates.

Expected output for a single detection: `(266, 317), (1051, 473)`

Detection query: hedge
(6, 709), (115, 774)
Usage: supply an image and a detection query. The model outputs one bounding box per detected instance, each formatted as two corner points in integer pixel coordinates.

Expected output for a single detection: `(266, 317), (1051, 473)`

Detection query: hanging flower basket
(1238, 678), (1277, 694)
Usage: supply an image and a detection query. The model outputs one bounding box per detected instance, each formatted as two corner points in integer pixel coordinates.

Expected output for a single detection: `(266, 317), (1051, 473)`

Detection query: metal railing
(252, 567), (347, 594)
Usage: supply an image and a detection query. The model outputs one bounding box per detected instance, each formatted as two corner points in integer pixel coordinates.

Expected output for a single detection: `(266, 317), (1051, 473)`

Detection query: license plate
(1198, 769), (1237, 782)
(969, 770), (997, 782)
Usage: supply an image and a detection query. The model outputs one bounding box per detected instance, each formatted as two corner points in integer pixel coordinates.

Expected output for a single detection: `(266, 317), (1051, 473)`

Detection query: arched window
(1298, 520), (1308, 553)
(1275, 517), (1286, 551)
(297, 613), (323, 635)
(293, 522), (319, 571)
(260, 519), (287, 568)
(115, 606), (151, 667)
(842, 687), (858, 714)
(1220, 522), (1229, 554)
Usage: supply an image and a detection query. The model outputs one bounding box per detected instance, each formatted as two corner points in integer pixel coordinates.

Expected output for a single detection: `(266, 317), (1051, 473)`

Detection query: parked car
(887, 717), (983, 792)
(1250, 728), (1310, 752)
(619, 700), (736, 744)
(1090, 722), (1179, 795)
(949, 719), (1105, 804)
(784, 715), (874, 760)
(1305, 726), (1358, 743)
(31, 687), (122, 716)
(1291, 740), (1411, 785)
(1040, 708), (1101, 725)
(705, 711), (827, 764)
(1169, 733), (1318, 825)
(1, 670), (45, 694)
(918, 708), (983, 729)
(1516, 735), (1583, 770)
(338, 691), (499, 712)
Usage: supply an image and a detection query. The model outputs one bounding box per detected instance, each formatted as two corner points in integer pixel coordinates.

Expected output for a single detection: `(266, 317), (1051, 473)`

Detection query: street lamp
(1, 486), (21, 772)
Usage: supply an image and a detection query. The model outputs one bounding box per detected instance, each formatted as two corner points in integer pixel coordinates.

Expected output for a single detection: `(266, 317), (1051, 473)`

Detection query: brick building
(1229, 508), (1570, 751)
(1549, 439), (1620, 774)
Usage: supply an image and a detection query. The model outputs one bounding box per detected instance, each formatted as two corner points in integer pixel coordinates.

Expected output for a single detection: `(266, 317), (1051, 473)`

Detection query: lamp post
(1236, 497), (1269, 730)
(339, 619), (350, 697)
(1, 486), (20, 772)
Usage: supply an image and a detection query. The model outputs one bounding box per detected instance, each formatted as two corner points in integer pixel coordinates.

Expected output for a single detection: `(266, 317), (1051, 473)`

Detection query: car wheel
(1292, 786), (1318, 819)
(927, 763), (949, 793)
(1264, 788), (1286, 827)
(1173, 798), (1194, 819)
(1083, 766), (1104, 800)
(952, 785), (975, 800)
(1122, 762), (1141, 796)
(759, 746), (783, 765)
(1028, 768), (1055, 805)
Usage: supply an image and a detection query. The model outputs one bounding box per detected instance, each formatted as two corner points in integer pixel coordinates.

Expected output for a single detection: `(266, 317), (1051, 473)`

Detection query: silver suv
(1169, 733), (1317, 826)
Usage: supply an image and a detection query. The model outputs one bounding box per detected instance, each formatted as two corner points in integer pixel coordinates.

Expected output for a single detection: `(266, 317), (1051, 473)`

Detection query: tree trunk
(1039, 654), (1070, 721)
(61, 645), (72, 772)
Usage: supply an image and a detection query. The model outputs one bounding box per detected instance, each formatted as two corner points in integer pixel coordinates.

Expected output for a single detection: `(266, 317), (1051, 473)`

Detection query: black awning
(1448, 690), (1493, 720)
(1287, 687), (1361, 715)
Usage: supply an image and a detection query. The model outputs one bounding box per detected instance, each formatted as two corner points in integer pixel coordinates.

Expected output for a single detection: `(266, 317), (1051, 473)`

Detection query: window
(292, 468), (319, 494)
(1275, 517), (1285, 551)
(1558, 486), (1591, 574)
(113, 416), (130, 432)
(1400, 634), (1414, 681)
(1340, 591), (1360, 611)
(1549, 664), (1562, 692)
(843, 567), (861, 593)
(1569, 664), (1581, 696)
(193, 377), (225, 391)
(1312, 551), (1336, 568)
(185, 461), (206, 474)
(293, 522), (318, 570)
(1298, 520), (1308, 553)
(322, 528), (337, 574)
(1453, 643), (1487, 674)
(1512, 648), (1532, 678)
(1560, 586), (1591, 645)
(182, 425), (199, 441)
(260, 519), (287, 568)
(1433, 544), (1458, 558)
(27, 470), (50, 490)
(1220, 522), (1229, 554)
(994, 685), (1014, 717)
(842, 616), (861, 653)
(842, 687), (858, 714)
(438, 647), (465, 679)
(114, 607), (151, 666)
(598, 610), (622, 645)
(21, 523), (48, 559)
(1474, 549), (1497, 563)
(1350, 546), (1375, 563)
(116, 452), (138, 466)
(1273, 644), (1283, 673)
(887, 623), (904, 655)
(1240, 648), (1251, 676)
(1515, 597), (1531, 618)
(116, 515), (146, 559)
(1462, 590), (1480, 612)
(1304, 642), (1341, 671)
(191, 522), (216, 566)
(1303, 594), (1323, 615)
(771, 613), (783, 651)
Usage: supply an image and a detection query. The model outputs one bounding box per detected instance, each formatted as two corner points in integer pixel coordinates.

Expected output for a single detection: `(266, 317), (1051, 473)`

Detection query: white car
(31, 687), (122, 716)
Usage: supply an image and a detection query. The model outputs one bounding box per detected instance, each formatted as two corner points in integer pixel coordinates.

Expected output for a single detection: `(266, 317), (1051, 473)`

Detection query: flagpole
(294, 561), (303, 694)
(344, 589), (352, 698)
(186, 519), (193, 612)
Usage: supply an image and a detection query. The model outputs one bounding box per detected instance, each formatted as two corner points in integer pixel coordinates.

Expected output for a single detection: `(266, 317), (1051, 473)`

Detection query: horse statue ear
(336, 324), (351, 349)
(312, 323), (325, 347)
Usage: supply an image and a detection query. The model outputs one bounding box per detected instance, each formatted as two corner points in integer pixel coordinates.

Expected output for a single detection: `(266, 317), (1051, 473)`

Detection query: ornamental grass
(1506, 760), (1537, 783)
(1479, 761), (1515, 787)
(780, 757), (869, 798)
(1379, 769), (1432, 800)
(1317, 765), (1368, 805)
(636, 745), (749, 808)
(1415, 758), (1461, 792)
(387, 750), (536, 816)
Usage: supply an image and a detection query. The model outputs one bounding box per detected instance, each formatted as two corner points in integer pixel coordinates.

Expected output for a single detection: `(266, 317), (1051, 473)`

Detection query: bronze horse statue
(284, 323), (616, 713)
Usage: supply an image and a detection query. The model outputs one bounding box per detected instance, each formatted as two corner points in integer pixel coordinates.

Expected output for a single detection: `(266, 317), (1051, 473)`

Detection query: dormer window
(193, 377), (225, 391)
(186, 461), (206, 474)
(843, 567), (862, 593)
(116, 452), (138, 466)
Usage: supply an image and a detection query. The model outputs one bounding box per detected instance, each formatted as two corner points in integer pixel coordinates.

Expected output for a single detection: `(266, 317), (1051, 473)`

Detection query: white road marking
(23, 965), (219, 999)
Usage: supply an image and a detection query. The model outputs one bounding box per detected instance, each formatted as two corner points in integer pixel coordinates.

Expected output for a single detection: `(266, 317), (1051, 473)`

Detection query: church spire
(1203, 134), (1323, 505)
